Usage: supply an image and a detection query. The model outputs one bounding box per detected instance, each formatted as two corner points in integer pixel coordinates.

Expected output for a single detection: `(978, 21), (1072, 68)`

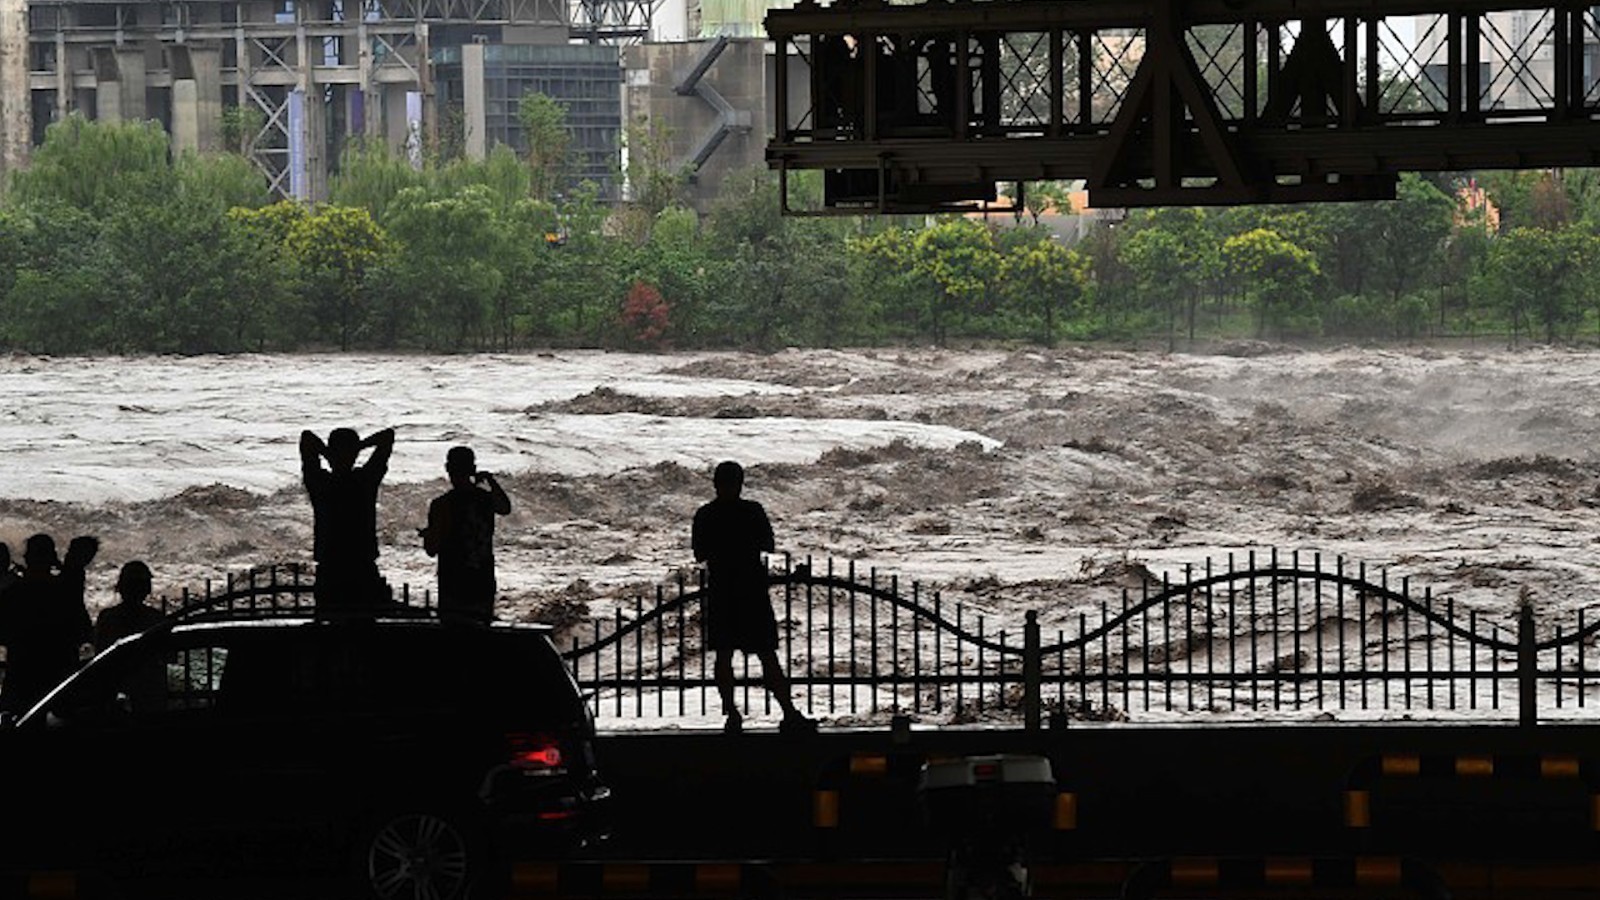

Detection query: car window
(37, 635), (231, 727)
(167, 645), (229, 711)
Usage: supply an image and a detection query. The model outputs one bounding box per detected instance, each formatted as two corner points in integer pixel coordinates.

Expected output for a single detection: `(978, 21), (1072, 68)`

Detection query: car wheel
(357, 808), (484, 900)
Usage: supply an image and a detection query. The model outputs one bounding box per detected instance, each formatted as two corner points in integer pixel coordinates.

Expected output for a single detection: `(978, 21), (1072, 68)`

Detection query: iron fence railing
(8, 550), (1598, 730)
(560, 550), (1600, 729)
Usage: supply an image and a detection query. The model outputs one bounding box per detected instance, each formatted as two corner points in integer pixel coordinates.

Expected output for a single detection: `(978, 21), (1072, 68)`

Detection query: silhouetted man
(0, 534), (96, 717)
(692, 461), (813, 735)
(94, 561), (165, 652)
(420, 446), (510, 623)
(301, 426), (395, 609)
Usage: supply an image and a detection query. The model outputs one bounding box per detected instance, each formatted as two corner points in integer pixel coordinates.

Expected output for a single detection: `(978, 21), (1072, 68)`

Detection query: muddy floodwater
(4, 344), (1600, 639)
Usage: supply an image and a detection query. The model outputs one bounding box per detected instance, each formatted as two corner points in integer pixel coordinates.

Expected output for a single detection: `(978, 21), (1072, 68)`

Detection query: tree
(1000, 235), (1089, 346)
(381, 185), (509, 350)
(0, 205), (121, 353)
(1222, 228), (1320, 337)
(103, 195), (290, 353)
(619, 280), (671, 347)
(220, 105), (266, 157)
(908, 218), (1001, 344)
(544, 181), (626, 343)
(1120, 207), (1216, 346)
(1483, 226), (1600, 344)
(625, 116), (687, 216)
(1369, 174), (1455, 306)
(285, 205), (391, 349)
(330, 140), (427, 223)
(175, 152), (273, 214)
(518, 93), (571, 202)
(10, 115), (174, 217)
(435, 144), (531, 214)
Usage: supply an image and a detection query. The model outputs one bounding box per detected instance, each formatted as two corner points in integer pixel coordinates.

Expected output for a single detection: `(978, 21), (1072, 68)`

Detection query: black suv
(2, 615), (609, 899)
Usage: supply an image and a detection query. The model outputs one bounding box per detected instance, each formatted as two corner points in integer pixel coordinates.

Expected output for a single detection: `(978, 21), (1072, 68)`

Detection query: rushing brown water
(4, 344), (1598, 642)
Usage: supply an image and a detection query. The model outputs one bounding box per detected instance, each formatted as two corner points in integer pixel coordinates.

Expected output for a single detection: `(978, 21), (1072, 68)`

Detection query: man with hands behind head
(301, 426), (395, 609)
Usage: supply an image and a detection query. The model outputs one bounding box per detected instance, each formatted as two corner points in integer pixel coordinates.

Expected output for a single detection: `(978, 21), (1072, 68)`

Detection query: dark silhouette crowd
(0, 534), (98, 717)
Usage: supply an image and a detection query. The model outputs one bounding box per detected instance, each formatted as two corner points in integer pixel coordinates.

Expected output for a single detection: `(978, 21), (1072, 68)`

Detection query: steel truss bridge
(765, 0), (1600, 212)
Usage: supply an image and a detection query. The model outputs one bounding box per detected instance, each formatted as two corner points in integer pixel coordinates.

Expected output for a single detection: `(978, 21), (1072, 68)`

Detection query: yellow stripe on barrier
(1382, 754), (1421, 777)
(849, 754), (888, 777)
(1053, 792), (1077, 830)
(1543, 755), (1581, 779)
(25, 872), (76, 900)
(695, 863), (741, 894)
(1455, 755), (1494, 778)
(1169, 858), (1219, 887)
(1263, 857), (1313, 885)
(601, 864), (651, 893)
(510, 863), (560, 895)
(1344, 789), (1371, 828)
(1355, 857), (1402, 886)
(814, 789), (840, 828)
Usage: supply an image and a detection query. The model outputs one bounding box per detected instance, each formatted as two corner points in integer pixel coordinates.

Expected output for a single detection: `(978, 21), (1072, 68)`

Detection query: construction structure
(7, 0), (640, 200)
(766, 0), (1600, 212)
(0, 0), (26, 184)
(621, 0), (803, 209)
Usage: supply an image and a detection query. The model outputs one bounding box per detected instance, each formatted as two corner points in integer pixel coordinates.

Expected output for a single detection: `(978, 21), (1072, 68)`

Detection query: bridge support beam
(768, 0), (1600, 212)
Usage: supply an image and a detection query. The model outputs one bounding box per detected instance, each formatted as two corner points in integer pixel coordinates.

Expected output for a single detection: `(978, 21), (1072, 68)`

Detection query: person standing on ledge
(420, 446), (511, 623)
(692, 460), (813, 735)
(301, 426), (395, 609)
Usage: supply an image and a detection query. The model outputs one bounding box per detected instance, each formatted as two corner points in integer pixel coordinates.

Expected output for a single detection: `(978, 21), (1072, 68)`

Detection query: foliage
(285, 205), (391, 350)
(9, 106), (1600, 353)
(625, 116), (688, 217)
(220, 105), (266, 156)
(1222, 228), (1320, 337)
(620, 280), (671, 346)
(11, 115), (174, 217)
(1001, 235), (1090, 347)
(518, 93), (571, 202)
(330, 139), (427, 222)
(1483, 226), (1600, 344)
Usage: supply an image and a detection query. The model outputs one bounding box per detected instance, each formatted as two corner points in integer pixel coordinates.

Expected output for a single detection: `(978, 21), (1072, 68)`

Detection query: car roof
(161, 617), (555, 637)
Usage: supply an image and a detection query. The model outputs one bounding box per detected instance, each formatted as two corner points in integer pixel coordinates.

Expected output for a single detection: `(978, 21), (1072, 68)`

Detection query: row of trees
(3, 111), (1600, 354)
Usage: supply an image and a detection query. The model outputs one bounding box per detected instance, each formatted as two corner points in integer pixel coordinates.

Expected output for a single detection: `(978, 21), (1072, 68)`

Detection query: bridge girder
(766, 0), (1600, 212)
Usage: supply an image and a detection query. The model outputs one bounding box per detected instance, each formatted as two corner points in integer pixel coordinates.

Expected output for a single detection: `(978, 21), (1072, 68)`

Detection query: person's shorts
(706, 590), (779, 654)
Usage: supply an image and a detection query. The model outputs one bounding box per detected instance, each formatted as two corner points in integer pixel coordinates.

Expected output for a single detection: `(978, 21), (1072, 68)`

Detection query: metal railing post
(1023, 610), (1042, 732)
(1519, 603), (1537, 728)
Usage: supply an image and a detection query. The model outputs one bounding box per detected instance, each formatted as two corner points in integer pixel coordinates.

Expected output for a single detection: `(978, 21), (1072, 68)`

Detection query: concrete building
(624, 36), (809, 209)
(13, 0), (589, 200)
(1414, 10), (1599, 113)
(436, 40), (623, 195)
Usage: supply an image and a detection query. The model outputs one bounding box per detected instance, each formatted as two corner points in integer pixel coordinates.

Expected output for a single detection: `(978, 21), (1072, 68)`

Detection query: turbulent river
(5, 344), (1600, 640)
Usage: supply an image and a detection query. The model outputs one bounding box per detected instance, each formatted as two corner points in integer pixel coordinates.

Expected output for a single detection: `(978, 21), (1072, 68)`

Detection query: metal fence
(14, 550), (1600, 729)
(561, 549), (1600, 729)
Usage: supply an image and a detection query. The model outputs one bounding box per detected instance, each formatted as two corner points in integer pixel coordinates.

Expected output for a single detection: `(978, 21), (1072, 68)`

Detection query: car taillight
(508, 733), (564, 772)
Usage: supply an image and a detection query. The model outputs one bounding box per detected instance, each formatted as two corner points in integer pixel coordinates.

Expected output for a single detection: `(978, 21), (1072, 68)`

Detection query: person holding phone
(420, 446), (511, 623)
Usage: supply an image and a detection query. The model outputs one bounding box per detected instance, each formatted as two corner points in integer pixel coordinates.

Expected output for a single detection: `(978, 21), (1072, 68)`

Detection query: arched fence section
(561, 550), (1600, 729)
(560, 557), (1030, 724)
